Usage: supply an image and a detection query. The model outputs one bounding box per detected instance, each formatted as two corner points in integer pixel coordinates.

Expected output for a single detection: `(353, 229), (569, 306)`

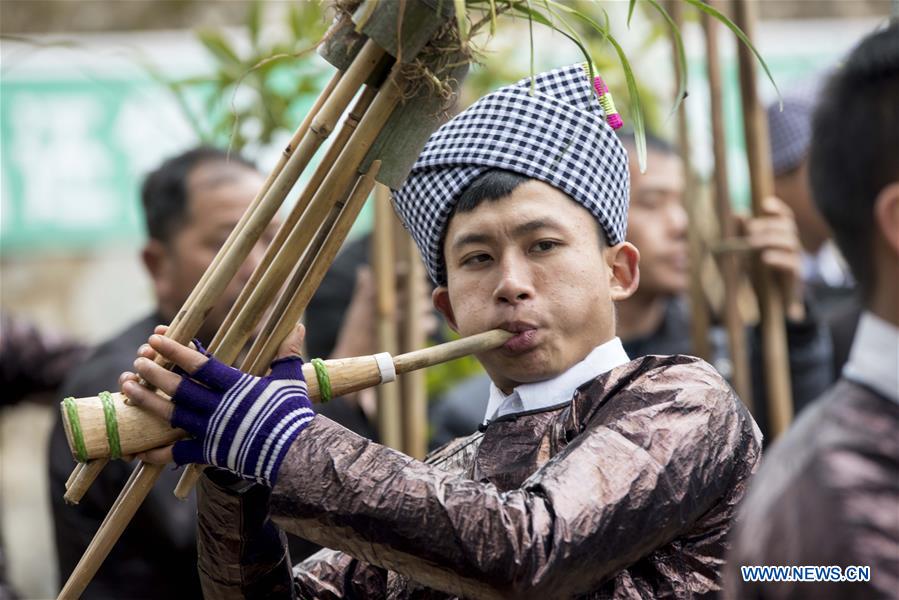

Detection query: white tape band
(373, 352), (396, 384)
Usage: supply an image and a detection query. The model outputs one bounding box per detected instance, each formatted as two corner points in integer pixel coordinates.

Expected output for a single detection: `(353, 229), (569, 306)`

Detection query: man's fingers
(276, 323), (306, 360)
(136, 445), (174, 465)
(761, 249), (801, 275)
(147, 334), (208, 374)
(154, 324), (169, 335)
(118, 371), (140, 392)
(122, 380), (175, 422)
(133, 356), (183, 397)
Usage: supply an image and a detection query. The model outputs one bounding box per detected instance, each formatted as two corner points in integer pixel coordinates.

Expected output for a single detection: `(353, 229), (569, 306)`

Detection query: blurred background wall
(1, 1), (893, 597)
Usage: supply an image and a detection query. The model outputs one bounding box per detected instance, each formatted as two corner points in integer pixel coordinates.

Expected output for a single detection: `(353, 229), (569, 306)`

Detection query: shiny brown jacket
(725, 379), (899, 599)
(197, 355), (762, 599)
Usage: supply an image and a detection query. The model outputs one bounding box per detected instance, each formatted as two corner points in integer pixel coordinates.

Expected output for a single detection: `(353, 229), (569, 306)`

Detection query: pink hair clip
(592, 74), (623, 130)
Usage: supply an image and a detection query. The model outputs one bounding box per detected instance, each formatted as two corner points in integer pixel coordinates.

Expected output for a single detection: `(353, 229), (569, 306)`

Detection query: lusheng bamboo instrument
(62, 329), (511, 462)
(57, 2), (467, 596)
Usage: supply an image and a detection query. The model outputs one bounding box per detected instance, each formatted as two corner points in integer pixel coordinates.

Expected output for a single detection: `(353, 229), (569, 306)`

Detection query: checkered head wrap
(766, 77), (823, 176)
(392, 63), (630, 284)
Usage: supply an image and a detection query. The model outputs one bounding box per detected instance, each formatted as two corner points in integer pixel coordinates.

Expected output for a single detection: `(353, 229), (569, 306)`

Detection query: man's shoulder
(729, 379), (899, 573)
(754, 379), (899, 490)
(60, 314), (159, 398)
(597, 354), (742, 413)
(577, 354), (760, 451)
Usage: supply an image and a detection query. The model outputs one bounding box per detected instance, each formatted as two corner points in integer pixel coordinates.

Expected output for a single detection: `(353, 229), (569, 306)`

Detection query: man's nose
(668, 201), (689, 239)
(493, 254), (535, 305)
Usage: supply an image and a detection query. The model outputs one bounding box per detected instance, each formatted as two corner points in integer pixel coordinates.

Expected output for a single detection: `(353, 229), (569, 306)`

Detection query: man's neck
(616, 291), (669, 342)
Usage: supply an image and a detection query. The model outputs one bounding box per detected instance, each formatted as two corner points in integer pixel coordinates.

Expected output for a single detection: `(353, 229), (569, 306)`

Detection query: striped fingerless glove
(171, 354), (314, 487)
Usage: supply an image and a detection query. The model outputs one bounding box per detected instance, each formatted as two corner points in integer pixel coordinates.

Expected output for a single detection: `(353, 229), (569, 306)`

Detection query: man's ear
(874, 182), (899, 255)
(432, 285), (459, 333)
(605, 241), (640, 301)
(142, 239), (173, 307)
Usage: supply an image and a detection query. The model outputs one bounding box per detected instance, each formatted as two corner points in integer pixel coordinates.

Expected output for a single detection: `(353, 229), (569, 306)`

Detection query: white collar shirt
(842, 311), (899, 404)
(483, 337), (630, 424)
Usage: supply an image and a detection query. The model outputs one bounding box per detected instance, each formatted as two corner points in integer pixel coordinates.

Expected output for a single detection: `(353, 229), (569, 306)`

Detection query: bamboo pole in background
(702, 1), (753, 409)
(399, 226), (428, 459)
(669, 0), (711, 361)
(732, 0), (794, 436)
(373, 184), (404, 449)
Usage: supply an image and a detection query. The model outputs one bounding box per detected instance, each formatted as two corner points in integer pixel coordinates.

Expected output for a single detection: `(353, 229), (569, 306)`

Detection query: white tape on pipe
(373, 352), (396, 383)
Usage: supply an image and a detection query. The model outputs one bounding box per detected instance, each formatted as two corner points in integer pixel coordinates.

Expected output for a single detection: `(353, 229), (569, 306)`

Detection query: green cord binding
(63, 397), (88, 463)
(99, 391), (122, 460)
(311, 358), (332, 403)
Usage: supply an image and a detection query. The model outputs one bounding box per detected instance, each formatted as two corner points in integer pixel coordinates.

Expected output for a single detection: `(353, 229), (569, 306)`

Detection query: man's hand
(742, 196), (807, 322)
(119, 324), (312, 487)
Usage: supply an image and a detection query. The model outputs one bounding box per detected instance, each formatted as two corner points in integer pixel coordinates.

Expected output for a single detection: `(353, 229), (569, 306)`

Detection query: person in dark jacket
(615, 132), (833, 438)
(726, 24), (899, 599)
(123, 63), (762, 598)
(47, 147), (271, 599)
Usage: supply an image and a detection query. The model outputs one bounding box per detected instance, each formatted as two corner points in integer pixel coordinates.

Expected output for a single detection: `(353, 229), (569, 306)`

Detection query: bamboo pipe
(57, 41), (388, 599)
(59, 462), (165, 599)
(702, 2), (753, 409)
(171, 69), (343, 341)
(669, 0), (711, 362)
(63, 459), (107, 505)
(373, 184), (403, 449)
(64, 462), (84, 490)
(211, 84), (379, 361)
(247, 161), (384, 373)
(61, 326), (511, 462)
(400, 229), (428, 458)
(60, 70), (347, 505)
(209, 68), (404, 358)
(174, 162), (384, 499)
(732, 0), (793, 436)
(164, 40), (384, 350)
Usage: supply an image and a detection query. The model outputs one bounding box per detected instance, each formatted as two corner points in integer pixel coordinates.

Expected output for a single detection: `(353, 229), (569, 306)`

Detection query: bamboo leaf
(605, 31), (647, 172)
(684, 0), (781, 104)
(489, 0), (498, 35)
(644, 0), (687, 114)
(247, 0), (262, 48)
(626, 0), (637, 27)
(525, 0), (536, 93)
(197, 29), (242, 66)
(454, 0), (469, 45)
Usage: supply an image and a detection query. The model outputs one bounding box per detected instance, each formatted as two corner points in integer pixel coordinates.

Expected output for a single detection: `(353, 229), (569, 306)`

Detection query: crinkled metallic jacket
(196, 355), (762, 599)
(725, 379), (899, 599)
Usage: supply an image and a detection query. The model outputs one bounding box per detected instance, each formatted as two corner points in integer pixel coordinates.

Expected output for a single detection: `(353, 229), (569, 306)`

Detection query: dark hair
(455, 169), (531, 213)
(140, 147), (256, 243)
(616, 130), (677, 157)
(809, 24), (899, 302)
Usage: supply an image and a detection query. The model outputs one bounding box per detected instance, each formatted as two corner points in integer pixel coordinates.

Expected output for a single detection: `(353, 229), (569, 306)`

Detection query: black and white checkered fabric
(766, 76), (823, 176)
(392, 63), (630, 284)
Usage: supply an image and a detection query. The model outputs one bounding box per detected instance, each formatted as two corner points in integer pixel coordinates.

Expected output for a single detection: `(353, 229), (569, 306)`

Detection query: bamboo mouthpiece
(60, 329), (512, 462)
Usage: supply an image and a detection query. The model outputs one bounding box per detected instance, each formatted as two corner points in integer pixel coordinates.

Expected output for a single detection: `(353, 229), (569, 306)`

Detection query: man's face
(433, 180), (638, 392)
(625, 150), (688, 297)
(151, 161), (273, 342)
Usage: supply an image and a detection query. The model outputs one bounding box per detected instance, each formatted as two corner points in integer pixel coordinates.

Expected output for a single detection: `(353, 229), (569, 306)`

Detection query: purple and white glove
(171, 354), (314, 486)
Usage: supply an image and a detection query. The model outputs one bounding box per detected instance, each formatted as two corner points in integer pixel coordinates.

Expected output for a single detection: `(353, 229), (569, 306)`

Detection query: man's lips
(498, 322), (539, 354)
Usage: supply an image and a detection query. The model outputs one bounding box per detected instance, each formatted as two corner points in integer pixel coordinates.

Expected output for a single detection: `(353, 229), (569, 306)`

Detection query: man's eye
(532, 240), (558, 253)
(462, 253), (491, 266)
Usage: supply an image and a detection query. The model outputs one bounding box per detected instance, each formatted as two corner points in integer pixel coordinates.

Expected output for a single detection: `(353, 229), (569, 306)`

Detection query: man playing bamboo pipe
(615, 132), (833, 437)
(122, 64), (762, 598)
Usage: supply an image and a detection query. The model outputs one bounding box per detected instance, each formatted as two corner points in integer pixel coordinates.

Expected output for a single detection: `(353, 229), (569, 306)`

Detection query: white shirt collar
(842, 311), (899, 403)
(483, 337), (630, 423)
